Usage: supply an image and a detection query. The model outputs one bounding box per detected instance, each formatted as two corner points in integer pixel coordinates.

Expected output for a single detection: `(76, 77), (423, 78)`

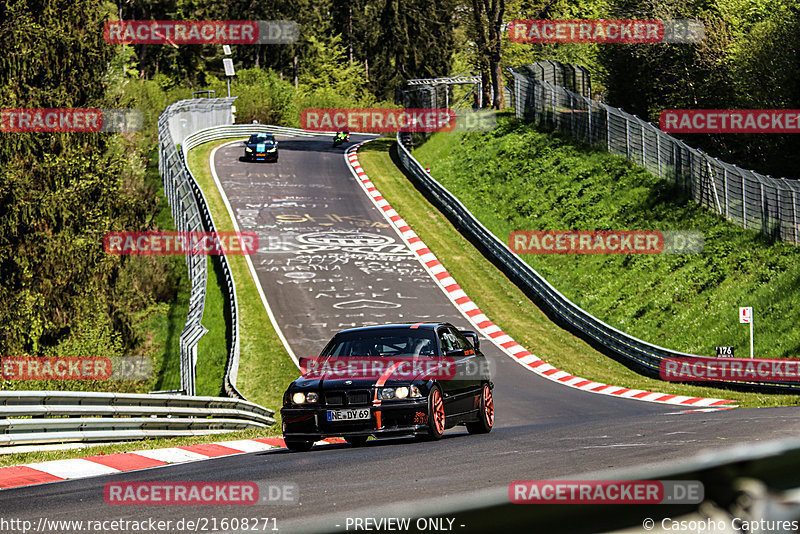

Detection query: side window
(451, 331), (472, 351)
(438, 329), (456, 352)
(439, 328), (470, 352)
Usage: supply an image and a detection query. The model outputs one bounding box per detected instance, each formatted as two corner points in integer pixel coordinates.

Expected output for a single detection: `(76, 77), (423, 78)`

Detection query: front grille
(348, 390), (370, 406)
(325, 392), (345, 406)
(323, 390), (371, 406)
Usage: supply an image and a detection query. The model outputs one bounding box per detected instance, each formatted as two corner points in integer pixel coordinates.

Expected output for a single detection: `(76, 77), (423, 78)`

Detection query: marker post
(739, 307), (754, 359)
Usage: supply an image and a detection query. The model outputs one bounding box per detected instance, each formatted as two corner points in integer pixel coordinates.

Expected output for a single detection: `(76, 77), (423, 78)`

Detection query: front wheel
(466, 383), (494, 434)
(424, 385), (446, 440)
(284, 438), (314, 452)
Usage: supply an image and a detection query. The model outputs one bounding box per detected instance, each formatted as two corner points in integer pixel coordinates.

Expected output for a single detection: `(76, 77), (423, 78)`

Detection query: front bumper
(244, 152), (277, 161)
(281, 398), (429, 440)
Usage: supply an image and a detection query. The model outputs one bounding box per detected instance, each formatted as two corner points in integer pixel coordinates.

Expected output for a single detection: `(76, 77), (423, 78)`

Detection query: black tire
(284, 438), (314, 452)
(345, 436), (368, 447)
(466, 383), (494, 434)
(423, 385), (446, 441)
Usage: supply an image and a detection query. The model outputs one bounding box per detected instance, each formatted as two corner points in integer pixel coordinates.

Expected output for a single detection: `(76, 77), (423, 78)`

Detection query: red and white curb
(345, 144), (738, 411)
(0, 437), (344, 491)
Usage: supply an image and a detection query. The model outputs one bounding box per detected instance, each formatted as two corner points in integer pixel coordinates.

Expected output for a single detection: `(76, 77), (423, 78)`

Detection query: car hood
(246, 142), (276, 149)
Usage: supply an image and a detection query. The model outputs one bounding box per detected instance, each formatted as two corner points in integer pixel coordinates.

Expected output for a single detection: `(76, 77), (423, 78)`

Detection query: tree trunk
(472, 0), (506, 109)
(486, 0), (505, 109)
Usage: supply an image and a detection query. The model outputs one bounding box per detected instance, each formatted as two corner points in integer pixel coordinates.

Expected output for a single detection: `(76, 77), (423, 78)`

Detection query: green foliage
(206, 68), (299, 126)
(599, 0), (800, 177)
(0, 0), (187, 392)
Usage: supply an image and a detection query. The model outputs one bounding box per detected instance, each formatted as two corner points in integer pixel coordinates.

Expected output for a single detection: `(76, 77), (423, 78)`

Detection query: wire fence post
(723, 166), (729, 219)
(570, 92), (574, 136)
(742, 172), (747, 229)
(793, 191), (798, 245)
(625, 115), (630, 159)
(656, 131), (662, 177)
(640, 122), (646, 167)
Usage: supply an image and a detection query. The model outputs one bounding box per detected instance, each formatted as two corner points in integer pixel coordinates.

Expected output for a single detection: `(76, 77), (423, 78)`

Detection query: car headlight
(267, 147), (277, 152)
(379, 387), (412, 400)
(410, 385), (422, 398)
(292, 391), (318, 404)
(245, 147), (253, 152)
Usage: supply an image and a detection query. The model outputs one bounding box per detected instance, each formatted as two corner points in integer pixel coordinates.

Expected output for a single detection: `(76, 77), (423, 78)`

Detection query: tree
(470, 0), (506, 109)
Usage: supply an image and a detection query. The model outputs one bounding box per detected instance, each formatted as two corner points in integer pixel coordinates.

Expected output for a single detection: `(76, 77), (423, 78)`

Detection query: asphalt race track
(4, 134), (800, 532)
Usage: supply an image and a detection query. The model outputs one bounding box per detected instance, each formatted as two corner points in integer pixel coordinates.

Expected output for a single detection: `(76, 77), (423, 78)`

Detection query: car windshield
(248, 133), (274, 144)
(320, 329), (437, 358)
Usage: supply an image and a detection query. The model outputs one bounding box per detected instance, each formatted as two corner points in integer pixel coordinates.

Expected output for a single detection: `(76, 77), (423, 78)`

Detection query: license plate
(327, 408), (370, 422)
(256, 153), (265, 156)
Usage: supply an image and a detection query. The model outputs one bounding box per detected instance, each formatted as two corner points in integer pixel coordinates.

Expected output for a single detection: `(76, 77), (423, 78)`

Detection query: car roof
(335, 322), (450, 335)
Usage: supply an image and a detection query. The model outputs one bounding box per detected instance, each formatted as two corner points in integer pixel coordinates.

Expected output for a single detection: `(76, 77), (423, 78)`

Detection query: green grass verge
(186, 139), (299, 411)
(357, 137), (800, 408)
(413, 115), (800, 360)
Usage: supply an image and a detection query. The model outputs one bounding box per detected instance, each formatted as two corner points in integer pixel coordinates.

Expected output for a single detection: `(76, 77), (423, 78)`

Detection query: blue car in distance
(243, 132), (278, 162)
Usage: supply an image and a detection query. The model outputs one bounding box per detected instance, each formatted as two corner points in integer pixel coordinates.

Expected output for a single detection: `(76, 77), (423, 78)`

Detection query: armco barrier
(394, 132), (800, 394)
(158, 97), (244, 398)
(0, 391), (275, 446)
(177, 123), (327, 396)
(181, 124), (334, 398)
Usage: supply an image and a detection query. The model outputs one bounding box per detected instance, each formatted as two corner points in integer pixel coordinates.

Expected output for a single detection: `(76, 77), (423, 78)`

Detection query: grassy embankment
(356, 127), (800, 409)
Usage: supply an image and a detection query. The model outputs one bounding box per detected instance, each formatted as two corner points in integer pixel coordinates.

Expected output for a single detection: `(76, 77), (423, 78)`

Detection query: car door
(437, 326), (476, 415)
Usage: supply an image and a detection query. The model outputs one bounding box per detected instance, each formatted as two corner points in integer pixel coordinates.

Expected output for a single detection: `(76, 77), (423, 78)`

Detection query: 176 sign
(715, 346), (735, 358)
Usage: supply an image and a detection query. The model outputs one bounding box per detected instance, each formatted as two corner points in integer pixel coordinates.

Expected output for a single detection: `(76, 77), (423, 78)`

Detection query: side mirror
(460, 330), (479, 350)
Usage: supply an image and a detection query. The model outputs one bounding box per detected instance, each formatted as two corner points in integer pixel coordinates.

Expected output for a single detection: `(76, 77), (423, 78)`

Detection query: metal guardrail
(394, 133), (800, 394)
(179, 124), (329, 395)
(158, 97), (242, 397)
(0, 392), (275, 446)
(183, 124), (331, 150)
(510, 66), (800, 245)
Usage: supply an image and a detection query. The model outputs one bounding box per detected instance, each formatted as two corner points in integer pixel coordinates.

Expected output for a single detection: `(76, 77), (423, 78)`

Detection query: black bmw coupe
(280, 322), (494, 452)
